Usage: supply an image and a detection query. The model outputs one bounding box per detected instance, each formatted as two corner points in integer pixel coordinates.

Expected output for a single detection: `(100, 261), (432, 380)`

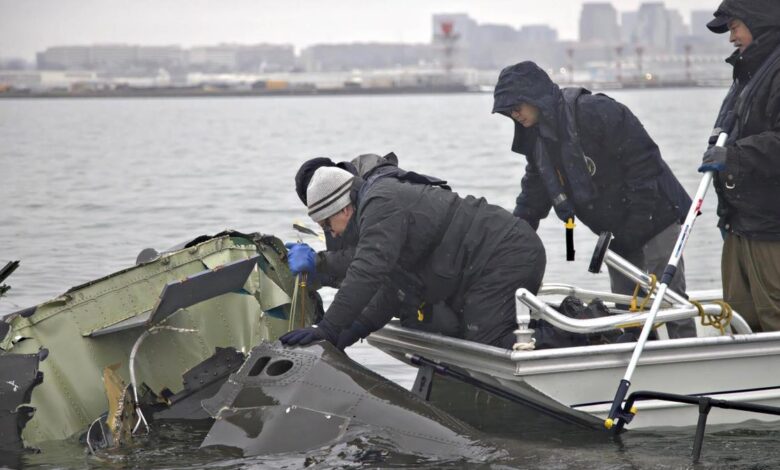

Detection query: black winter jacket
(309, 153), (449, 287)
(324, 178), (541, 331)
(493, 62), (691, 255)
(708, 0), (780, 239)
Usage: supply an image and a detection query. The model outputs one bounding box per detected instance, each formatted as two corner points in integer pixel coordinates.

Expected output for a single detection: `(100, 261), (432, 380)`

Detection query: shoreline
(0, 80), (729, 99)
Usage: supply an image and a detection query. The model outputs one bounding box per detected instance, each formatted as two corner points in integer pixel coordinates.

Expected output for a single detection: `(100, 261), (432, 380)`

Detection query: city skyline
(1, 0), (721, 60)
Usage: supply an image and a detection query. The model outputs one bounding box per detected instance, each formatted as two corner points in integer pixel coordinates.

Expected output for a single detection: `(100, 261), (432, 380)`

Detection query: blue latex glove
(336, 320), (372, 351)
(279, 318), (339, 347)
(698, 146), (727, 173)
(284, 242), (316, 275)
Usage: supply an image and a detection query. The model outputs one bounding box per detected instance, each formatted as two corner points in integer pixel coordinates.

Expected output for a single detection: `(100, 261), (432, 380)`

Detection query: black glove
(698, 146), (727, 173)
(335, 320), (372, 351)
(279, 318), (340, 347)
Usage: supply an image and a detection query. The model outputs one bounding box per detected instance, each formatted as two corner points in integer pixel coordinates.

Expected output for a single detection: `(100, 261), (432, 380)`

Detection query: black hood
(492, 61), (561, 120)
(492, 61), (563, 154)
(708, 0), (780, 36)
(294, 157), (359, 205)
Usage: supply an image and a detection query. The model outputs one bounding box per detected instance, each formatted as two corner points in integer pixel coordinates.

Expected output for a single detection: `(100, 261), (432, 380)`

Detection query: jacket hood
(709, 0), (780, 36)
(492, 61), (563, 154)
(350, 152), (398, 178)
(492, 61), (561, 121)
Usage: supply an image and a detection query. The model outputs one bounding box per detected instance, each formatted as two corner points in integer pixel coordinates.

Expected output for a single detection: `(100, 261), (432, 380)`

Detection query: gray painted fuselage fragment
(200, 342), (495, 459)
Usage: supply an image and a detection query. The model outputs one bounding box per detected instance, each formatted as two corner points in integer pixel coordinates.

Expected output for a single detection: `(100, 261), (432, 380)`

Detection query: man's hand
(279, 318), (339, 347)
(284, 242), (316, 275)
(698, 146), (728, 173)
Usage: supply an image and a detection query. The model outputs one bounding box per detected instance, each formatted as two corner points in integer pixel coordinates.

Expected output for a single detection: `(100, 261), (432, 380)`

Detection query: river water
(1, 90), (778, 468)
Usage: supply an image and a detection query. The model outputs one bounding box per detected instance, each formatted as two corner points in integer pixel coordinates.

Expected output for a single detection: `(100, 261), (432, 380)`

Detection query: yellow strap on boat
(629, 274), (657, 312)
(692, 299), (733, 335)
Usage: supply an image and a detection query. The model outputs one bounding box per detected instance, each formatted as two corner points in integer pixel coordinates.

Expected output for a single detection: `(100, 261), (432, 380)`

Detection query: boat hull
(368, 323), (780, 430)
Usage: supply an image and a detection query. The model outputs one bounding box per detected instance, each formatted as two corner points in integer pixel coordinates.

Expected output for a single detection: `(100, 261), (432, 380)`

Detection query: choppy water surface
(2, 90), (778, 468)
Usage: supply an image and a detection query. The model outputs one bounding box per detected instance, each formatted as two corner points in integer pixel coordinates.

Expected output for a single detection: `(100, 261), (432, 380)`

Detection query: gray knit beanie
(306, 166), (354, 222)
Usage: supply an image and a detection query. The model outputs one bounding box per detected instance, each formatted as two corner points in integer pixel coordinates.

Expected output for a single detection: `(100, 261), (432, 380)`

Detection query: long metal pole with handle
(604, 132), (728, 430)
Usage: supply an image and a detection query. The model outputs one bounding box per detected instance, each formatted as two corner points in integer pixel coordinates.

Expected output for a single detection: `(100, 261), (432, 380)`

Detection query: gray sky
(0, 0), (719, 60)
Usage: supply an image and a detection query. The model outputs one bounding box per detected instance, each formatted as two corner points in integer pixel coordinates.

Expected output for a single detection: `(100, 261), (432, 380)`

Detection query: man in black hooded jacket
(280, 164), (546, 350)
(698, 0), (780, 332)
(493, 61), (696, 339)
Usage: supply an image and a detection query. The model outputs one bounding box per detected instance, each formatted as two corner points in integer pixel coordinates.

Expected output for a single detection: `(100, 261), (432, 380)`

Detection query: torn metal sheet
(153, 347), (245, 421)
(0, 349), (45, 450)
(86, 363), (136, 452)
(200, 342), (493, 459)
(0, 232), (314, 446)
(146, 255), (260, 326)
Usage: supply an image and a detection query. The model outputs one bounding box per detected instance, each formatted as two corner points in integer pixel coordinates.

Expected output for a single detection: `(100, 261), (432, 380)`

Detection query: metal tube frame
(515, 288), (751, 336)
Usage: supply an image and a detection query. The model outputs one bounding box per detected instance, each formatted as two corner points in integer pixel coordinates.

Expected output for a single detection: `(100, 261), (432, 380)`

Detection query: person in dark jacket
(698, 0), (780, 332)
(492, 61), (696, 339)
(287, 153), (460, 338)
(280, 164), (546, 350)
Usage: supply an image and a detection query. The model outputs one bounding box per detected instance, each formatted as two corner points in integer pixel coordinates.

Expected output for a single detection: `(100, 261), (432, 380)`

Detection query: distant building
(432, 13), (561, 70)
(621, 12), (638, 44)
(432, 13), (477, 70)
(300, 43), (434, 72)
(620, 3), (688, 54)
(235, 44), (295, 73)
(515, 25), (559, 70)
(188, 45), (239, 72)
(90, 44), (137, 71)
(580, 3), (620, 43)
(635, 2), (670, 52)
(135, 46), (185, 70)
(188, 44), (294, 73)
(37, 46), (91, 70)
(666, 9), (689, 51)
(518, 25), (558, 44)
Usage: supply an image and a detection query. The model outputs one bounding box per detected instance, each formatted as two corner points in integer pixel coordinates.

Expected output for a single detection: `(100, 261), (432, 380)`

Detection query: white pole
(604, 132), (728, 429)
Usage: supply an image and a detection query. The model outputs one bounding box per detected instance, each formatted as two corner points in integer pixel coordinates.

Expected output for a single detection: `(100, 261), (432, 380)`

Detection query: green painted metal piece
(0, 233), (314, 445)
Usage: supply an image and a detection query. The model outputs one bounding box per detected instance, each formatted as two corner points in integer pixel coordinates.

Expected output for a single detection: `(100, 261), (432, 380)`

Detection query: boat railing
(512, 243), (752, 345)
(515, 288), (751, 338)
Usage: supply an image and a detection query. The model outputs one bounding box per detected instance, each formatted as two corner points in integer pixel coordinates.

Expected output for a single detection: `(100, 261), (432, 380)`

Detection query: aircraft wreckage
(6, 230), (780, 465)
(0, 231), (494, 462)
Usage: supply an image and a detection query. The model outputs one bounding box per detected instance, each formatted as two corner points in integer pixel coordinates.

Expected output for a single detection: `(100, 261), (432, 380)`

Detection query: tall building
(666, 9), (689, 49)
(621, 12), (638, 44)
(635, 2), (669, 52)
(580, 3), (620, 43)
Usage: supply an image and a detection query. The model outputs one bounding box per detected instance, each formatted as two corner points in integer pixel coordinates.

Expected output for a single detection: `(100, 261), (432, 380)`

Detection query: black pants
(458, 222), (546, 349)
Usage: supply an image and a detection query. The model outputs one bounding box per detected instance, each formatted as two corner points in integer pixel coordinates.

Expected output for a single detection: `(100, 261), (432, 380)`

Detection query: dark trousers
(458, 223), (546, 349)
(722, 234), (780, 332)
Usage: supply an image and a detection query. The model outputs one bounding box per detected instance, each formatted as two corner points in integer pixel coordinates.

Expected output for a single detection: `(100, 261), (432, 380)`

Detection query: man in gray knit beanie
(281, 158), (548, 351)
(306, 166), (355, 232)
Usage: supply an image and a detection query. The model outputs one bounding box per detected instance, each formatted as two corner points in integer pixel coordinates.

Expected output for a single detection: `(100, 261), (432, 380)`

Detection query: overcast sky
(0, 0), (719, 60)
